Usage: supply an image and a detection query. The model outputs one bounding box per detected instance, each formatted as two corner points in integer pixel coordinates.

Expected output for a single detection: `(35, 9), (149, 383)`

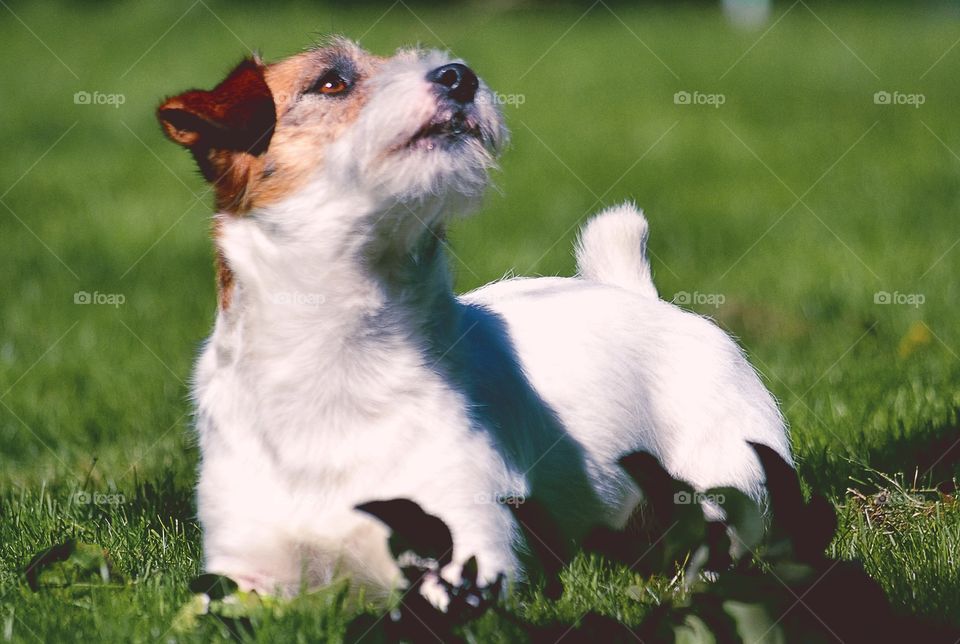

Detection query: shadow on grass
(127, 469), (198, 526)
(800, 421), (960, 498)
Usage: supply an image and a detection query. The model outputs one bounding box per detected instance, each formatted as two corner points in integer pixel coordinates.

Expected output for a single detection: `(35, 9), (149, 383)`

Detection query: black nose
(426, 63), (479, 104)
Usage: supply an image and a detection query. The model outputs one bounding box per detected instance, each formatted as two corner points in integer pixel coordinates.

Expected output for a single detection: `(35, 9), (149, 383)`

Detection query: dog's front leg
(418, 501), (520, 609)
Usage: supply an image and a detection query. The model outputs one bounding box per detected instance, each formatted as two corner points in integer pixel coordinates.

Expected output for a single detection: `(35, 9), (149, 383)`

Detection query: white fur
(575, 203), (658, 299)
(191, 46), (792, 601)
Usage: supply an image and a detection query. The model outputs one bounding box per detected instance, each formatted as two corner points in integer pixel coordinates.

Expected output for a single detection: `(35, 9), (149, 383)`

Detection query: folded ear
(157, 58), (276, 157)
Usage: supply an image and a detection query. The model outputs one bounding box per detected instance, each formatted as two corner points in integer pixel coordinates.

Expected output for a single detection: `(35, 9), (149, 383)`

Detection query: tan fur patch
(238, 44), (385, 213)
(212, 217), (235, 311)
(159, 40), (388, 310)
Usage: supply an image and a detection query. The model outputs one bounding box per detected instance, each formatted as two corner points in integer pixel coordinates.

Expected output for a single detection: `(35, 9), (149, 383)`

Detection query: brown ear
(157, 58), (276, 161)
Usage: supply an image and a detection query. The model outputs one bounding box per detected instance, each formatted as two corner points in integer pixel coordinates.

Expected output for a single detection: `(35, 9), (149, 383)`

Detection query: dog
(157, 37), (792, 601)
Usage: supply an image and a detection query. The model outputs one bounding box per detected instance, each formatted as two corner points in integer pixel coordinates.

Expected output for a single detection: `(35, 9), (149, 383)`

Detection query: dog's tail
(575, 202), (658, 298)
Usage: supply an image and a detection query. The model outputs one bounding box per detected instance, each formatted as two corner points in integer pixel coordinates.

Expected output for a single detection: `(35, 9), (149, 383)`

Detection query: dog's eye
(308, 70), (351, 96)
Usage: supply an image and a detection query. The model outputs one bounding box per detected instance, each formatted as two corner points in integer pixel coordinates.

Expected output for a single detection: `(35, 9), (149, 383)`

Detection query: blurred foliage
(152, 445), (959, 642)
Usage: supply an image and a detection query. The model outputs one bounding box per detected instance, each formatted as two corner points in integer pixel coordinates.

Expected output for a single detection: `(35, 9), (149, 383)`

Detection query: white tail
(575, 203), (657, 298)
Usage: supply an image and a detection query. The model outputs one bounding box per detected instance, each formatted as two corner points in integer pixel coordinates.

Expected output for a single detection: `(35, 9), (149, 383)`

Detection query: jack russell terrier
(157, 37), (792, 601)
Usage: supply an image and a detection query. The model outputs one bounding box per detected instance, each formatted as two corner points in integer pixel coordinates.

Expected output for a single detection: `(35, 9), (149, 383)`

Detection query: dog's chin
(372, 127), (495, 207)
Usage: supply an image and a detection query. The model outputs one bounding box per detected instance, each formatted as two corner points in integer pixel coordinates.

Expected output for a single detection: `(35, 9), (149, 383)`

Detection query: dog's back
(463, 204), (791, 526)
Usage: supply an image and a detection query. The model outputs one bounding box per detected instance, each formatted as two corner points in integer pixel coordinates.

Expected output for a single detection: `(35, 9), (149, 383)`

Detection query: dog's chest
(192, 316), (521, 505)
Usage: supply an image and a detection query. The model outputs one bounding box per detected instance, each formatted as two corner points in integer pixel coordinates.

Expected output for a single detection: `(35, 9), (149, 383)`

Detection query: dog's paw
(418, 574), (451, 612)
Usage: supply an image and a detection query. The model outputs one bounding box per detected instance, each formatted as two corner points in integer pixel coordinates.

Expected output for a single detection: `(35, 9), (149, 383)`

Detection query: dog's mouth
(407, 110), (483, 149)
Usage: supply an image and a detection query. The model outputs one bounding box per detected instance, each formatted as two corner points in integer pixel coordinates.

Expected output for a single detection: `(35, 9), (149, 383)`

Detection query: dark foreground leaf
(356, 499), (454, 570)
(24, 541), (120, 591)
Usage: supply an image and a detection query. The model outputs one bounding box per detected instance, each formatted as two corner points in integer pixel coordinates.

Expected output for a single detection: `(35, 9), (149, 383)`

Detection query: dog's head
(158, 38), (507, 245)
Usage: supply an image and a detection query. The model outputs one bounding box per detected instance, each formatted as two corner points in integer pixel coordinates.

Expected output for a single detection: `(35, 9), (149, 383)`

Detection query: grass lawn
(1, 1), (959, 640)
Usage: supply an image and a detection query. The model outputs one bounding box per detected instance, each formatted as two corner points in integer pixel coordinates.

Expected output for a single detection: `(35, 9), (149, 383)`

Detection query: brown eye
(308, 70), (351, 97)
(320, 76), (347, 94)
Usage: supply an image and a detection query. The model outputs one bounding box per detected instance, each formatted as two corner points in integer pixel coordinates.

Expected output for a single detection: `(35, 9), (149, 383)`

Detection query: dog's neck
(212, 197), (463, 371)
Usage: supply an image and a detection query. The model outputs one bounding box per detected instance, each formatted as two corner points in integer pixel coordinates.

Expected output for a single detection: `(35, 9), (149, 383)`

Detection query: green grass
(1, 1), (959, 640)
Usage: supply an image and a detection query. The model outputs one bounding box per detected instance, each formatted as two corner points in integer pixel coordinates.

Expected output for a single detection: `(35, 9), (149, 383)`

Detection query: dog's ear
(157, 57), (276, 161)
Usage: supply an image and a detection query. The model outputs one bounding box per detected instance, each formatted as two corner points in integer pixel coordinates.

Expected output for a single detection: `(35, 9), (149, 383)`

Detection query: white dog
(157, 38), (792, 600)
